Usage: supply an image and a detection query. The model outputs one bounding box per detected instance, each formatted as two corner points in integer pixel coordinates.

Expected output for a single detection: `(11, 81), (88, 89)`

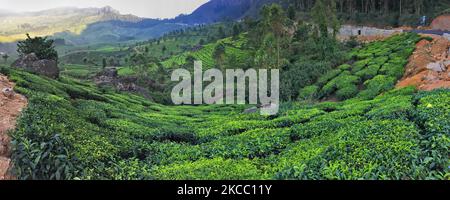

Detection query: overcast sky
(0, 0), (210, 19)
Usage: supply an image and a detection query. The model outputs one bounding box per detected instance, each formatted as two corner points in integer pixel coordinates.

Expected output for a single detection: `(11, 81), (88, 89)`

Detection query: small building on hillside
(339, 25), (402, 37)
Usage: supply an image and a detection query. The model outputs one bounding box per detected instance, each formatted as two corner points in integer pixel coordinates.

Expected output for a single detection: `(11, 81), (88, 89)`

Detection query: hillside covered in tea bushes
(1, 33), (448, 180)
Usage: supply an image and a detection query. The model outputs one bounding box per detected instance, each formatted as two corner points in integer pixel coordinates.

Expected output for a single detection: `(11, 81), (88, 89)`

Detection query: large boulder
(11, 53), (59, 79)
(94, 67), (118, 85)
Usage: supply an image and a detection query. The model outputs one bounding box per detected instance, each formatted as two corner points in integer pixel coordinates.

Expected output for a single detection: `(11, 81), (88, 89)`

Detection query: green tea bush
(379, 63), (405, 79)
(202, 128), (291, 159)
(316, 69), (342, 87)
(358, 75), (396, 99)
(355, 64), (381, 81)
(152, 158), (265, 180)
(336, 85), (359, 100)
(298, 85), (319, 100)
(277, 120), (423, 180)
(413, 89), (450, 179)
(338, 64), (352, 71)
(351, 59), (371, 73)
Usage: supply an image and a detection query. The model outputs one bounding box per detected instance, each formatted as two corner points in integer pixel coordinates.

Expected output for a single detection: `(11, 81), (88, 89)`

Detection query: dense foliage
(17, 34), (58, 61)
(299, 33), (420, 101)
(284, 0), (450, 26)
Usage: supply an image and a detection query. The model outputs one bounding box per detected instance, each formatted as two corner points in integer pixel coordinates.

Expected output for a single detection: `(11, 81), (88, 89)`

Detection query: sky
(0, 0), (210, 19)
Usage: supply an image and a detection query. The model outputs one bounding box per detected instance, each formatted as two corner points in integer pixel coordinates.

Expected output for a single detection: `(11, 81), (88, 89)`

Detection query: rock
(444, 60), (450, 69)
(94, 68), (118, 84)
(11, 53), (59, 79)
(1, 87), (14, 98)
(100, 67), (118, 78)
(243, 107), (258, 114)
(260, 103), (279, 116)
(427, 62), (445, 72)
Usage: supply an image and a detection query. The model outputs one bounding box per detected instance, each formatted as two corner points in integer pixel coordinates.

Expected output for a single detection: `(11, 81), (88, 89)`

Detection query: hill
(0, 32), (448, 180)
(0, 6), (141, 43)
(174, 0), (278, 24)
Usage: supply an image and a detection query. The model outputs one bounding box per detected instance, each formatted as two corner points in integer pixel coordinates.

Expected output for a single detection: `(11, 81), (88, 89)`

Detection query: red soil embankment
(431, 15), (450, 31)
(397, 35), (450, 91)
(0, 74), (28, 180)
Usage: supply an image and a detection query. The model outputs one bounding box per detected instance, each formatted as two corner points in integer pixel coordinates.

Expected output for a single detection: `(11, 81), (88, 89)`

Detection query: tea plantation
(0, 33), (449, 180)
(299, 33), (421, 101)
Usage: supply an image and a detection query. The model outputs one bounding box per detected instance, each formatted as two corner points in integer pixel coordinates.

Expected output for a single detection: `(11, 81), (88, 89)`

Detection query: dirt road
(0, 74), (27, 180)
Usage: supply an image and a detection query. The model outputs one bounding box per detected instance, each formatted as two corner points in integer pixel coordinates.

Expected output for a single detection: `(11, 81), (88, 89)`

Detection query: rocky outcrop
(94, 67), (118, 85)
(11, 53), (59, 79)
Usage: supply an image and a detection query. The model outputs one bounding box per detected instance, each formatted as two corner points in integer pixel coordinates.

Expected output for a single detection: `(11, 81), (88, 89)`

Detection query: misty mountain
(0, 6), (189, 46)
(0, 0), (282, 48)
(174, 0), (280, 24)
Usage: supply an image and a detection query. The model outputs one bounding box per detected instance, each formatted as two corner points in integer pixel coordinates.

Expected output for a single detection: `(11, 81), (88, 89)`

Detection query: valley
(0, 0), (449, 180)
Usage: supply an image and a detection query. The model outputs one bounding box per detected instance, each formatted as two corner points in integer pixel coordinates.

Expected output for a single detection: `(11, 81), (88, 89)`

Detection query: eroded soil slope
(0, 74), (27, 180)
(397, 35), (450, 90)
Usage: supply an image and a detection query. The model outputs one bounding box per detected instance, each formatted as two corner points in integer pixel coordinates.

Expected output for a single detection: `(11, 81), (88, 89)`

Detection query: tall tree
(260, 4), (289, 68)
(213, 43), (226, 70)
(17, 33), (58, 61)
(102, 58), (107, 69)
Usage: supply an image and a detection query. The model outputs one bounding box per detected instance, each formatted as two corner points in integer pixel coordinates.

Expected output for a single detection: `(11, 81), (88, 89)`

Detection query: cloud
(0, 0), (210, 18)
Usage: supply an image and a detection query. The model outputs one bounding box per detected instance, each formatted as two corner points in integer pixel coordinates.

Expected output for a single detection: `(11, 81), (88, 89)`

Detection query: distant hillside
(174, 0), (279, 24)
(0, 6), (142, 43)
(0, 1), (281, 45)
(53, 20), (186, 45)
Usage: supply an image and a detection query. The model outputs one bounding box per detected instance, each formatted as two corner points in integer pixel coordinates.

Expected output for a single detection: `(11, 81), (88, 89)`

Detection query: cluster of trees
(285, 0), (449, 15)
(17, 33), (58, 61)
(242, 2), (347, 100)
(283, 0), (450, 26)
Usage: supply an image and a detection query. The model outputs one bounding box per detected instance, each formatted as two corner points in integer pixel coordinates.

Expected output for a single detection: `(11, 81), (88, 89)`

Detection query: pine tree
(102, 58), (107, 69)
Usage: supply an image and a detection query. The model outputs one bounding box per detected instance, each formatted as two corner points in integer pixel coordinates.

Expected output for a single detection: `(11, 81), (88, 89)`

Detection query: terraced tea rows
(299, 33), (421, 101)
(1, 65), (448, 180)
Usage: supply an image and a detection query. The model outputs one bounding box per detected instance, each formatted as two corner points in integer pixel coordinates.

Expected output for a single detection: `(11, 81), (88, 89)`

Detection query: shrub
(152, 158), (265, 180)
(202, 128), (291, 159)
(355, 64), (381, 81)
(334, 73), (360, 89)
(336, 85), (359, 100)
(379, 63), (405, 79)
(338, 64), (352, 71)
(317, 69), (342, 87)
(413, 90), (450, 179)
(369, 56), (389, 66)
(298, 85), (319, 100)
(358, 75), (396, 99)
(351, 59), (371, 73)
